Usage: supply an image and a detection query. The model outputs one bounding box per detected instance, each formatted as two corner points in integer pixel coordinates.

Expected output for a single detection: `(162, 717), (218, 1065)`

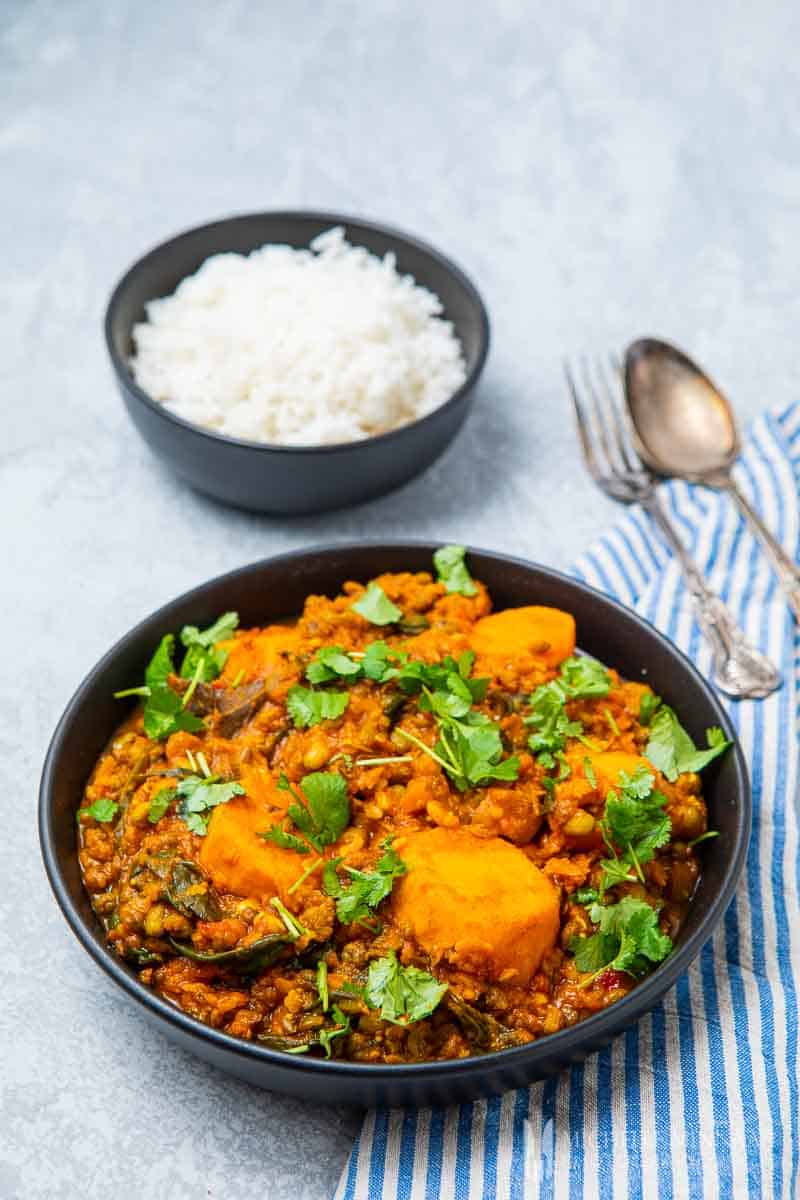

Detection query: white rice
(129, 227), (467, 446)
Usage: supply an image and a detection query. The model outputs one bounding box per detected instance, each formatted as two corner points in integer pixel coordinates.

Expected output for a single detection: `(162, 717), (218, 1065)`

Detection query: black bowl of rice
(104, 212), (489, 514)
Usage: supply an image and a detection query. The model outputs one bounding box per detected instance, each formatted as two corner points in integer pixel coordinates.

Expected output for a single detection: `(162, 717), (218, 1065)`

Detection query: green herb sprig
(645, 704), (731, 781)
(433, 544), (478, 596)
(570, 896), (673, 983)
(362, 950), (447, 1024)
(323, 839), (407, 924)
(260, 771), (350, 853)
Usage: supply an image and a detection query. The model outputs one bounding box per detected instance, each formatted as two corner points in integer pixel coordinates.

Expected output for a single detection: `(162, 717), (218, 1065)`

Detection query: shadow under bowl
(104, 212), (490, 514)
(39, 543), (749, 1108)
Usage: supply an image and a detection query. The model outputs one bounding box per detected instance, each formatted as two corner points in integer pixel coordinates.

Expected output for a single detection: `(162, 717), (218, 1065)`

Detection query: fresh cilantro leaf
(306, 646), (362, 684)
(574, 886), (600, 905)
(525, 682), (582, 764)
(175, 773), (245, 836)
(123, 633), (206, 741)
(179, 612), (239, 681)
(147, 788), (175, 824)
(558, 655), (611, 697)
(433, 544), (478, 596)
(598, 767), (671, 893)
(361, 640), (396, 681)
(639, 692), (662, 726)
(324, 840), (407, 924)
(363, 950), (447, 1024)
(351, 583), (403, 626)
(583, 756), (597, 788)
(571, 896), (672, 979)
(270, 771), (351, 853)
(319, 1004), (351, 1057)
(645, 706), (731, 781)
(432, 710), (519, 791)
(286, 685), (350, 728)
(82, 797), (119, 823)
(524, 655), (609, 768)
(259, 825), (311, 853)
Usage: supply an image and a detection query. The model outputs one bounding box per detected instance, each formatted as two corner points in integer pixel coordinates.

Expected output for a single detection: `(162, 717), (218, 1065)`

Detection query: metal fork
(566, 356), (781, 699)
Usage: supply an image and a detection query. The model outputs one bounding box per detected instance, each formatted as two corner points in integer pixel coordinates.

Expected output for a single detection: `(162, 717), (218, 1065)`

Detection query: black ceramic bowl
(104, 213), (489, 514)
(39, 544), (749, 1108)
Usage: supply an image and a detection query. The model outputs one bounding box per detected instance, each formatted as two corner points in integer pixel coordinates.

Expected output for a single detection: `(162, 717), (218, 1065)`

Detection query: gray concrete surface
(3, 1), (800, 1196)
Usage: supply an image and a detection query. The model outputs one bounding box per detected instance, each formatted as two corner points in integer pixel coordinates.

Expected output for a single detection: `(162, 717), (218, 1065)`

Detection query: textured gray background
(3, 1), (799, 1197)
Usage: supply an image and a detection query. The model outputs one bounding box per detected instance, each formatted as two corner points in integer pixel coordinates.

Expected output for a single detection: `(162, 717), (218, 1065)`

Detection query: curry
(78, 547), (728, 1063)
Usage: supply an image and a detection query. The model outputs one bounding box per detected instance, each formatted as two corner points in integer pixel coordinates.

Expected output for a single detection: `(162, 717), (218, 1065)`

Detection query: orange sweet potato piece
(390, 827), (560, 985)
(470, 606), (576, 667)
(199, 775), (303, 901)
(586, 751), (650, 794)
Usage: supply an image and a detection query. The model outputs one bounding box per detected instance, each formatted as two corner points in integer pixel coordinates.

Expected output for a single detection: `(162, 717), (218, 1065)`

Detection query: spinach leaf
(147, 787), (176, 824)
(286, 685), (350, 728)
(433, 544), (478, 596)
(645, 706), (731, 781)
(351, 583), (402, 626)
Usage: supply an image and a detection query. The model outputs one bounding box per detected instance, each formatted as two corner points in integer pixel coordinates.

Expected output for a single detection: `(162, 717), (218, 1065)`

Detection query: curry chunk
(200, 792), (304, 901)
(470, 606), (576, 667)
(390, 827), (560, 985)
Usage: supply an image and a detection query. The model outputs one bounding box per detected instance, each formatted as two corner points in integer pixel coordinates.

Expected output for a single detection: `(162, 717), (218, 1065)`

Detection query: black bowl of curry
(39, 543), (749, 1107)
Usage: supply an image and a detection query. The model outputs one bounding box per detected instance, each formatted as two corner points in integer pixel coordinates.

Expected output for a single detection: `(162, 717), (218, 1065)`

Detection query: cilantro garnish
(147, 787), (175, 824)
(639, 692), (661, 726)
(351, 583), (403, 626)
(598, 766), (671, 893)
(524, 655), (610, 767)
(179, 612), (239, 681)
(286, 685), (350, 728)
(433, 544), (478, 597)
(645, 706), (731, 782)
(114, 633), (205, 741)
(323, 839), (407, 924)
(262, 771), (350, 853)
(570, 896), (672, 982)
(81, 797), (119, 824)
(362, 950), (447, 1024)
(175, 773), (245, 836)
(306, 646), (362, 684)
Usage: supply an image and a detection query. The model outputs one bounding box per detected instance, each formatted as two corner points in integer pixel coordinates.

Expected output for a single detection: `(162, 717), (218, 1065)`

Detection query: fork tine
(564, 359), (605, 483)
(596, 355), (640, 474)
(580, 355), (621, 475)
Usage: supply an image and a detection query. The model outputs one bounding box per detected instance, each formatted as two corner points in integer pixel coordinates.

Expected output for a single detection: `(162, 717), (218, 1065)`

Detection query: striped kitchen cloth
(334, 404), (800, 1200)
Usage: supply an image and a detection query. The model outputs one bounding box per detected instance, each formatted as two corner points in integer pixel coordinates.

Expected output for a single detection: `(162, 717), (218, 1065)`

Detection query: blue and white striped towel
(334, 404), (800, 1200)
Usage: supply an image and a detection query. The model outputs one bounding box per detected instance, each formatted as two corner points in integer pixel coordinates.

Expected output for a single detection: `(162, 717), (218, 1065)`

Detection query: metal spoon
(625, 337), (800, 622)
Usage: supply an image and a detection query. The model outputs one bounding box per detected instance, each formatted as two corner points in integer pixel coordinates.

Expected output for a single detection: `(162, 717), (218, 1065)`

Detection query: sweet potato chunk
(586, 751), (650, 793)
(390, 827), (560, 985)
(199, 779), (302, 902)
(470, 606), (576, 667)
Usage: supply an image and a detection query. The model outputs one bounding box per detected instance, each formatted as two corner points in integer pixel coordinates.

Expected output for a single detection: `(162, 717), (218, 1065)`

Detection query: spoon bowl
(625, 338), (738, 481)
(624, 336), (800, 624)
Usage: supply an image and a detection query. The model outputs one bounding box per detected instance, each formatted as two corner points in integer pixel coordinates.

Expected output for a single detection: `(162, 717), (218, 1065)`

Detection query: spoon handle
(642, 495), (782, 698)
(723, 477), (800, 623)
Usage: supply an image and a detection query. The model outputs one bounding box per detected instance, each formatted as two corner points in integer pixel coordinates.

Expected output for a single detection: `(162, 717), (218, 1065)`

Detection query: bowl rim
(39, 540), (751, 1086)
(104, 210), (491, 457)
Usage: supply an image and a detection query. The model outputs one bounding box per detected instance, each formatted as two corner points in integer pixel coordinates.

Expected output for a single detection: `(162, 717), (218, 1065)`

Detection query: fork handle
(641, 494), (781, 698)
(722, 476), (800, 623)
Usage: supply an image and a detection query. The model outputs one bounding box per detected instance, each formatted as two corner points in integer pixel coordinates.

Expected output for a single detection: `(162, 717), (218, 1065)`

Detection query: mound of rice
(129, 227), (467, 446)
